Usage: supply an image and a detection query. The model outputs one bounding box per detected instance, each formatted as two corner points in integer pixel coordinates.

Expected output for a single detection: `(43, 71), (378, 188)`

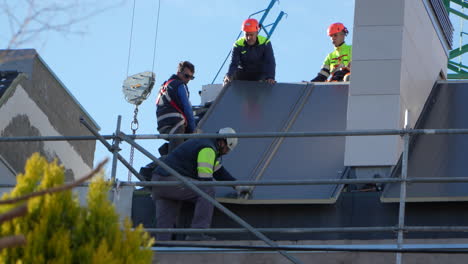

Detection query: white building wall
(345, 0), (449, 166)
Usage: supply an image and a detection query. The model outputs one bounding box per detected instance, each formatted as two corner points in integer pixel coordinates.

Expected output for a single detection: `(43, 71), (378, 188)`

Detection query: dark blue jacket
(227, 35), (276, 80)
(154, 138), (236, 181)
(156, 74), (195, 133)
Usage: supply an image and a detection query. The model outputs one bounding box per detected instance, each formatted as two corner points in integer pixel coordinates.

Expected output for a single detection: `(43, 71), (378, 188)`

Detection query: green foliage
(0, 153), (154, 264)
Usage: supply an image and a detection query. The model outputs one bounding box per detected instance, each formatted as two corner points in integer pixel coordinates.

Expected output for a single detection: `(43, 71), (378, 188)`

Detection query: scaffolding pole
(118, 131), (303, 264)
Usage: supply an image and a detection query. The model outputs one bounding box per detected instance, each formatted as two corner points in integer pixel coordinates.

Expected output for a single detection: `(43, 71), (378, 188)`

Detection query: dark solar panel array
(199, 81), (348, 204)
(382, 82), (468, 202)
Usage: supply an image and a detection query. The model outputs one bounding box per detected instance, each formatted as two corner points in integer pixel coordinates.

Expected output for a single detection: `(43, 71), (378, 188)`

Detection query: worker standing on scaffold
(156, 61), (196, 154)
(152, 127), (250, 241)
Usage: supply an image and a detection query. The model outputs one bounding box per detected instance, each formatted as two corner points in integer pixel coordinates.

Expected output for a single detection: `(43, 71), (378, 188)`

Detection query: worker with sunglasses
(224, 18), (276, 85)
(156, 61), (197, 154)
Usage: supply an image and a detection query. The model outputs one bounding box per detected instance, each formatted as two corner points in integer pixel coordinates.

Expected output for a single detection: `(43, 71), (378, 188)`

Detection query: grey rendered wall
(345, 0), (448, 166)
(0, 50), (98, 180)
(31, 53), (97, 167)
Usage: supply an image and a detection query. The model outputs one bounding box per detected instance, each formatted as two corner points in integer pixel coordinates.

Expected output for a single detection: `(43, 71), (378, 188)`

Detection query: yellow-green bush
(0, 153), (154, 264)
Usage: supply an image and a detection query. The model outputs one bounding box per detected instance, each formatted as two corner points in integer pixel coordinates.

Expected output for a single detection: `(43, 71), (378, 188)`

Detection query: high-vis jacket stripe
(197, 148), (216, 179)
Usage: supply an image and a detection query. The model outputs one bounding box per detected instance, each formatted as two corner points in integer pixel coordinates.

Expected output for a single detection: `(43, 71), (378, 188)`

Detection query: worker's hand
(265, 78), (276, 85)
(235, 185), (251, 196)
(193, 128), (203, 134)
(223, 75), (232, 86)
(330, 68), (350, 82)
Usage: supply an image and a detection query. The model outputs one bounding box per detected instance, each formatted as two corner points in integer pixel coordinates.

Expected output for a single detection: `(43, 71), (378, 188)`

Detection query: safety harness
(156, 79), (187, 133)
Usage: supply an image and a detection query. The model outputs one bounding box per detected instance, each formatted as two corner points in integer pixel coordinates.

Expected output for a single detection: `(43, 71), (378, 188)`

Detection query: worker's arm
(197, 148), (216, 180)
(311, 55), (331, 82)
(177, 84), (196, 133)
(226, 44), (241, 80)
(263, 41), (276, 81)
(213, 160), (236, 181)
(311, 64), (330, 82)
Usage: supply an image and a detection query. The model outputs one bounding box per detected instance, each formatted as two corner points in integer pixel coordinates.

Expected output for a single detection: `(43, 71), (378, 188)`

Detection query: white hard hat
(218, 127), (238, 151)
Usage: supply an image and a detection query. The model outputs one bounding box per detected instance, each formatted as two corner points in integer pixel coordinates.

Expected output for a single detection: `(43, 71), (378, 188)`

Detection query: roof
(0, 71), (19, 99)
(0, 49), (100, 130)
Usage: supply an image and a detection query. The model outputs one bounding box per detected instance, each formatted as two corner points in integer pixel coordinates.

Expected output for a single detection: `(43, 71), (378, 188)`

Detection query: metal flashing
(0, 49), (100, 130)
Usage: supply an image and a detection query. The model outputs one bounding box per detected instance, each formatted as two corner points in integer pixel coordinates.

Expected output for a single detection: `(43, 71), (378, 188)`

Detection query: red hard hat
(327, 23), (348, 36)
(242, 18), (260, 32)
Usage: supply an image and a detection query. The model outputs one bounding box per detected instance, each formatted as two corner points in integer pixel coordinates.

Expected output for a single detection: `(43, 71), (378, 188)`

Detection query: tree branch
(0, 235), (26, 250)
(0, 204), (27, 223)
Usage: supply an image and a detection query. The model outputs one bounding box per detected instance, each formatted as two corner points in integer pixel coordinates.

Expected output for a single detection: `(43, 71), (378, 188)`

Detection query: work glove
(235, 185), (251, 196)
(310, 73), (327, 82)
(223, 75), (232, 86)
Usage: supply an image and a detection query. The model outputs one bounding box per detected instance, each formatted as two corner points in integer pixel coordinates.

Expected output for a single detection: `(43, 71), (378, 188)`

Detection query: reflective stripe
(319, 70), (330, 77)
(157, 112), (184, 122)
(197, 148), (216, 179)
(198, 166), (213, 179)
(198, 172), (213, 179)
(197, 162), (213, 169)
(198, 166), (213, 174)
(169, 120), (185, 134)
(319, 71), (330, 78)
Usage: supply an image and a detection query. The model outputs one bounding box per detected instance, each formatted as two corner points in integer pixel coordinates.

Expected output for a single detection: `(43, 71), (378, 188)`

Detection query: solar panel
(199, 81), (348, 204)
(382, 82), (468, 202)
(252, 84), (348, 203)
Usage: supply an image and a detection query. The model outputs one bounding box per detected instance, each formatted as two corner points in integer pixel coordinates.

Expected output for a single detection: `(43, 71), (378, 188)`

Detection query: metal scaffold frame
(3, 116), (468, 263)
(445, 0), (468, 78)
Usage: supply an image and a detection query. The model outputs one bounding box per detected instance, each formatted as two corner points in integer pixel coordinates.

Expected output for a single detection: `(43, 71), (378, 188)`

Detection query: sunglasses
(183, 73), (195, 80)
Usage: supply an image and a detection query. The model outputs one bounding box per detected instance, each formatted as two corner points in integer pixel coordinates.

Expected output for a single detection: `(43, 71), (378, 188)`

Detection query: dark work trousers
(159, 125), (186, 153)
(152, 174), (215, 241)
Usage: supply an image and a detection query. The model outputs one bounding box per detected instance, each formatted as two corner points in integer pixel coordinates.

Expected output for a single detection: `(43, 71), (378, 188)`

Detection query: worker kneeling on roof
(151, 127), (249, 241)
(224, 18), (276, 85)
(311, 22), (352, 82)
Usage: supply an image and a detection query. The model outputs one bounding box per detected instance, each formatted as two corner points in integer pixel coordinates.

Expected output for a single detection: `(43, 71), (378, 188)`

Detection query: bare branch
(0, 158), (109, 205)
(2, 0), (126, 49)
(0, 235), (26, 250)
(0, 205), (27, 224)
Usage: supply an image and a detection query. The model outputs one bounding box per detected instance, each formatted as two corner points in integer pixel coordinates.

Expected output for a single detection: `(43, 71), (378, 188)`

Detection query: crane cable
(126, 0), (162, 181)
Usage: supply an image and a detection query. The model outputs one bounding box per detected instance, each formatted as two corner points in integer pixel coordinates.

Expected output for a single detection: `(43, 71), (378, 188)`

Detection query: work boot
(185, 234), (216, 241)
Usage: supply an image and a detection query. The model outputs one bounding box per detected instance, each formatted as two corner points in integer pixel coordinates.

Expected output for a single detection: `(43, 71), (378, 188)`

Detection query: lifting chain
(128, 106), (139, 181)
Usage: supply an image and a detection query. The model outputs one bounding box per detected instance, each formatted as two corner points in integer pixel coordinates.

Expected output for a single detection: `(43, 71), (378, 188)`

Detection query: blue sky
(4, 0), (356, 181)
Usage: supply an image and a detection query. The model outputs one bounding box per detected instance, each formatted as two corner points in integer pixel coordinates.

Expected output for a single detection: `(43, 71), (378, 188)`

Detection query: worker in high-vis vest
(311, 23), (352, 82)
(224, 18), (276, 85)
(151, 127), (249, 241)
(156, 61), (196, 154)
